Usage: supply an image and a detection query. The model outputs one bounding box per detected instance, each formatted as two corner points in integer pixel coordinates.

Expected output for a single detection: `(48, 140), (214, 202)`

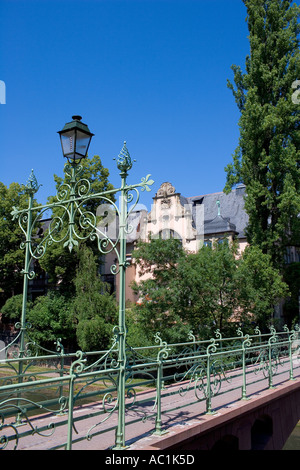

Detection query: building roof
(204, 215), (238, 236)
(187, 184), (248, 239)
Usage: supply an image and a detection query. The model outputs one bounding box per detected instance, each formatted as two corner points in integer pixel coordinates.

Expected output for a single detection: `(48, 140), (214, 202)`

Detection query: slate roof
(204, 215), (238, 236)
(187, 184), (248, 239)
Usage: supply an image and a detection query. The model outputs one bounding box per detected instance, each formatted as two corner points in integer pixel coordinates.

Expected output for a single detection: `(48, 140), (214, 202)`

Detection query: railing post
(268, 326), (277, 389)
(19, 188), (34, 375)
(215, 329), (223, 354)
(14, 175), (38, 426)
(254, 326), (262, 345)
(114, 147), (131, 450)
(66, 352), (86, 450)
(154, 348), (169, 435)
(54, 338), (66, 415)
(66, 377), (75, 450)
(284, 325), (296, 381)
(241, 335), (252, 400)
(206, 339), (217, 414)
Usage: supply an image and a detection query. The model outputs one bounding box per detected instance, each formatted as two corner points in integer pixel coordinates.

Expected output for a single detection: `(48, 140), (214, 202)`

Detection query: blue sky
(0, 0), (251, 211)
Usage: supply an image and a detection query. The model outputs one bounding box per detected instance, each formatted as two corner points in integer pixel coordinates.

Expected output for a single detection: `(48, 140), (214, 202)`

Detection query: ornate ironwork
(2, 133), (300, 450)
(0, 325), (299, 449)
(8, 141), (154, 449)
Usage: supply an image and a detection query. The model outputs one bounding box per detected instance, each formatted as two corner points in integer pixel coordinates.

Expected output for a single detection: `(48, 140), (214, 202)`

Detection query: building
(112, 181), (249, 304)
(27, 181), (299, 322)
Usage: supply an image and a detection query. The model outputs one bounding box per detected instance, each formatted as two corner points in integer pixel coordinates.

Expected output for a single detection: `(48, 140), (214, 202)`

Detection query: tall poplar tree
(224, 0), (300, 266)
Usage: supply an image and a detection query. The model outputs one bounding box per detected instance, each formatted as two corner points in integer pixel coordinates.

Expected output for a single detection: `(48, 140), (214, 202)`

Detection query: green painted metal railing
(0, 324), (299, 450)
(1, 139), (300, 450)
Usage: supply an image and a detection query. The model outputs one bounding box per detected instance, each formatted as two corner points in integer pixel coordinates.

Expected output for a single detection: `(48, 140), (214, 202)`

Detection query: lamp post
(16, 170), (41, 408)
(11, 117), (154, 449)
(114, 142), (132, 449)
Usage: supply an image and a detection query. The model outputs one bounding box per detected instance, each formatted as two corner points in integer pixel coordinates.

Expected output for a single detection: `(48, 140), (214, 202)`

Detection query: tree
(175, 241), (240, 335)
(131, 238), (192, 344)
(0, 181), (39, 307)
(224, 0), (300, 267)
(0, 291), (76, 351)
(1, 245), (118, 352)
(131, 238), (289, 340)
(237, 245), (289, 329)
(73, 245), (117, 351)
(131, 239), (241, 340)
(1, 293), (32, 323)
(39, 155), (115, 296)
(282, 261), (300, 325)
(27, 291), (75, 351)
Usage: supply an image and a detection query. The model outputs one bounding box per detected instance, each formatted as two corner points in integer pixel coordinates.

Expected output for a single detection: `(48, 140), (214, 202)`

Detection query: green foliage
(0, 182), (38, 307)
(73, 245), (117, 351)
(224, 0), (300, 266)
(237, 244), (289, 328)
(175, 241), (240, 333)
(1, 245), (118, 352)
(282, 262), (300, 324)
(130, 238), (192, 344)
(132, 237), (185, 277)
(125, 307), (156, 348)
(27, 291), (75, 350)
(1, 294), (32, 322)
(131, 238), (289, 340)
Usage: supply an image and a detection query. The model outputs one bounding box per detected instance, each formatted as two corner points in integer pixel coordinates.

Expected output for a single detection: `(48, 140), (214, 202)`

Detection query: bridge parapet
(130, 378), (300, 451)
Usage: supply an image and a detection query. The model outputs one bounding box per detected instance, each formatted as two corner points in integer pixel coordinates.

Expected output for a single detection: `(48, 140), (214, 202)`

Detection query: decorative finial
(24, 169), (41, 195)
(216, 199), (221, 216)
(115, 141), (135, 175)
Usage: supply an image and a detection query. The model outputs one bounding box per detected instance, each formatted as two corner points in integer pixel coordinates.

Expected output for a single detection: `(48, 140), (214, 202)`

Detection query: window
(159, 229), (182, 241)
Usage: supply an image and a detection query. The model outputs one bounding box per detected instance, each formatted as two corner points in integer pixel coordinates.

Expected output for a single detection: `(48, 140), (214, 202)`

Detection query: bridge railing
(149, 324), (300, 428)
(0, 324), (299, 450)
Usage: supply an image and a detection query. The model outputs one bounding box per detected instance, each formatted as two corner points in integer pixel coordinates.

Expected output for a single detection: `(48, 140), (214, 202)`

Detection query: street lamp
(11, 117), (154, 450)
(58, 115), (94, 164)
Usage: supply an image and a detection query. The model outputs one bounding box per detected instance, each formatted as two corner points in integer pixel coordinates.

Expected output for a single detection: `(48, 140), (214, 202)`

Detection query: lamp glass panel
(60, 130), (76, 158)
(75, 130), (91, 157)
